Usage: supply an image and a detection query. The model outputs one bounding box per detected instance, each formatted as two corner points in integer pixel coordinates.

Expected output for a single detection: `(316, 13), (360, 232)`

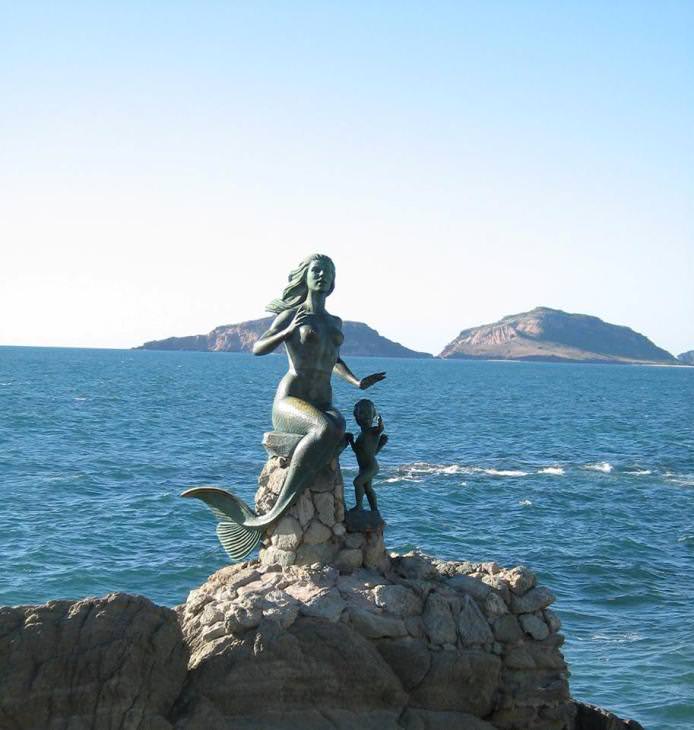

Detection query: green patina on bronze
(347, 399), (388, 513)
(182, 254), (386, 561)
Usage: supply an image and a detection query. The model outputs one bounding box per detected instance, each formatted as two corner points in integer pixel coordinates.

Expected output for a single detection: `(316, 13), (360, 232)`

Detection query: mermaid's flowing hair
(266, 253), (336, 313)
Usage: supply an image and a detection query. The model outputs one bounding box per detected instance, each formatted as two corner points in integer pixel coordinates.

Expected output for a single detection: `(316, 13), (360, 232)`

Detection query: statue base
(255, 432), (389, 573)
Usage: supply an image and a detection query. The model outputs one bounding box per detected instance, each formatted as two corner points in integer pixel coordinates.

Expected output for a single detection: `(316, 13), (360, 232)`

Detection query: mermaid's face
(306, 258), (334, 294)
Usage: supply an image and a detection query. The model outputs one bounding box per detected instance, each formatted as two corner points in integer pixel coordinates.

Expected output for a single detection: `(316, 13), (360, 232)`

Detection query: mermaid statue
(182, 253), (386, 560)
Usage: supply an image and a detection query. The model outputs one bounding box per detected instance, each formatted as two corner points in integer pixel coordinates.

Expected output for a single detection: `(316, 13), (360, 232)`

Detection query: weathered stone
(373, 584), (423, 617)
(484, 590), (509, 619)
(503, 643), (537, 669)
(262, 431), (303, 459)
(259, 546), (296, 568)
(349, 607), (408, 639)
(405, 615), (426, 639)
(333, 522), (346, 536)
(313, 492), (336, 526)
(519, 612), (550, 641)
(422, 593), (457, 645)
(201, 621), (227, 643)
(345, 532), (366, 549)
(457, 595), (493, 646)
(493, 614), (524, 644)
(185, 587), (214, 616)
(363, 530), (389, 571)
(375, 637), (431, 691)
(206, 565), (260, 593)
(510, 586), (556, 614)
(410, 650), (502, 716)
(300, 588), (346, 623)
(400, 709), (498, 730)
(335, 499), (345, 523)
(447, 574), (491, 602)
(176, 617), (407, 726)
(544, 608), (562, 634)
(391, 551), (438, 581)
(303, 519), (334, 545)
(224, 596), (263, 634)
(262, 589), (300, 630)
(295, 541), (337, 566)
(502, 565), (537, 595)
(269, 514), (303, 551)
(200, 603), (224, 626)
(288, 490), (315, 528)
(572, 701), (645, 730)
(497, 668), (570, 709)
(335, 548), (364, 573)
(0, 594), (187, 730)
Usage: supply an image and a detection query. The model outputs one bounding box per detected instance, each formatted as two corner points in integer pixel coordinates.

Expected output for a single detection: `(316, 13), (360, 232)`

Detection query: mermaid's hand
(286, 306), (310, 336)
(359, 372), (386, 390)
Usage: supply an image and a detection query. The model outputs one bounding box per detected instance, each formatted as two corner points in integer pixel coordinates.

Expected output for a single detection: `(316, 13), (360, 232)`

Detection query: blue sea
(1, 347), (693, 728)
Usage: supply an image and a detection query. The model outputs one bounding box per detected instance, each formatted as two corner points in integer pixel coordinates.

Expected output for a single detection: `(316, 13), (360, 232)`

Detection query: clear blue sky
(1, 2), (692, 354)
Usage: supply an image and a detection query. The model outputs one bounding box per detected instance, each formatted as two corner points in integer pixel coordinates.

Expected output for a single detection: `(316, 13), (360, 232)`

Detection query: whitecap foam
(624, 469), (651, 476)
(584, 462), (614, 473)
(518, 499), (532, 506)
(73, 396), (88, 401)
(538, 467), (565, 476)
(591, 632), (642, 644)
(483, 469), (528, 477)
(395, 462), (474, 477)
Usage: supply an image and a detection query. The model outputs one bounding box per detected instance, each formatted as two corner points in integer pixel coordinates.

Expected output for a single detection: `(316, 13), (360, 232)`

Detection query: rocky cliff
(440, 307), (676, 365)
(677, 350), (694, 365)
(0, 452), (644, 729)
(137, 318), (432, 358)
(0, 557), (643, 730)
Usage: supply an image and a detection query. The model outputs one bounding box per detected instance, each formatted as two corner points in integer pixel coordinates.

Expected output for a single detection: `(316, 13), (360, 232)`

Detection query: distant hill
(439, 307), (678, 364)
(136, 318), (432, 358)
(677, 350), (694, 365)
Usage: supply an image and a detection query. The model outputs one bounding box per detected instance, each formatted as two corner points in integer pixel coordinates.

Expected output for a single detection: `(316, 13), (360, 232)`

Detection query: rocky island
(136, 318), (432, 359)
(439, 307), (677, 365)
(677, 350), (694, 365)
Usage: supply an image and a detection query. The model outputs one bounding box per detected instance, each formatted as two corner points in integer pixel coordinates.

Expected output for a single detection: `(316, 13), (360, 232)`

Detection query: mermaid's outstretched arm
(334, 358), (386, 390)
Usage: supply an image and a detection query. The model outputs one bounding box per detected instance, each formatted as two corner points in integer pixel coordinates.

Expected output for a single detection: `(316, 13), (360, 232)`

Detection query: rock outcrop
(677, 350), (694, 365)
(0, 452), (645, 730)
(137, 318), (432, 358)
(0, 593), (188, 730)
(173, 555), (573, 729)
(440, 307), (677, 365)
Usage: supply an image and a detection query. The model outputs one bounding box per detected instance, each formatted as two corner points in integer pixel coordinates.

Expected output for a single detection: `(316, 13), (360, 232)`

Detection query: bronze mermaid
(182, 254), (385, 560)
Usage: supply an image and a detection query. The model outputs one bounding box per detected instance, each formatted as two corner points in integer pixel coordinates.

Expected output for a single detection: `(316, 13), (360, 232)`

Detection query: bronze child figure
(348, 399), (388, 512)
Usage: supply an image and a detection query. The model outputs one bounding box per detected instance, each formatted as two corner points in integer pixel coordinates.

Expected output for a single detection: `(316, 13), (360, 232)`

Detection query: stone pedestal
(255, 431), (389, 572)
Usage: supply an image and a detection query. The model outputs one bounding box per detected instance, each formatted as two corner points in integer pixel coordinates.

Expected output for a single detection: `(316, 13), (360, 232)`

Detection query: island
(439, 307), (678, 365)
(677, 350), (694, 365)
(136, 318), (433, 359)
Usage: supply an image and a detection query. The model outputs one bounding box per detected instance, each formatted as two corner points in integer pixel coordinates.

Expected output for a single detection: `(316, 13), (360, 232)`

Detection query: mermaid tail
(181, 479), (306, 561)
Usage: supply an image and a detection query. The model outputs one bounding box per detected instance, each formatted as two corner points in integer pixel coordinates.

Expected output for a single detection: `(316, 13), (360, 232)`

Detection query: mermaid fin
(216, 521), (262, 562)
(181, 486), (263, 561)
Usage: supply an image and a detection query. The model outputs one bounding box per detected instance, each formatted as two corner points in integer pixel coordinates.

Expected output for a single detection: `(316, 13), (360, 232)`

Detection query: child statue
(347, 399), (388, 514)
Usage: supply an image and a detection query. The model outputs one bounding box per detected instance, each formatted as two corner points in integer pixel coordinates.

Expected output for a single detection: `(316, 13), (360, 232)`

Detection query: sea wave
(624, 469), (652, 475)
(518, 499), (533, 506)
(483, 469), (528, 477)
(584, 462), (614, 473)
(538, 466), (565, 475)
(591, 632), (643, 644)
(394, 462), (474, 477)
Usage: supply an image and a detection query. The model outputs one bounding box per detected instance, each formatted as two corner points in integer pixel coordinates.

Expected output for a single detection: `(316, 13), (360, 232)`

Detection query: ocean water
(1, 347), (693, 728)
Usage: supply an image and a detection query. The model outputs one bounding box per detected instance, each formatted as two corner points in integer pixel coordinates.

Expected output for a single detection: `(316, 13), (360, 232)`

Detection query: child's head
(353, 399), (377, 428)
